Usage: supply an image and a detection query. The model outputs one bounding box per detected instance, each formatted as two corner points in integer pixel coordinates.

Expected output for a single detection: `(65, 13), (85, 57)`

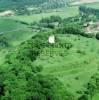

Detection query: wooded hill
(0, 0), (68, 11)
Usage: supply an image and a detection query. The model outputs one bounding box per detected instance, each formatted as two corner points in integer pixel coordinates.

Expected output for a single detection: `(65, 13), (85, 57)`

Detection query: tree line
(79, 6), (99, 18)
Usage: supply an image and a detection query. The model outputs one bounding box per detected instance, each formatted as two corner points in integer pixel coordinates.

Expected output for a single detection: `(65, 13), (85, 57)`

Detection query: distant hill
(1, 0), (98, 11)
(41, 0), (67, 9)
(0, 0), (72, 11)
(0, 0), (48, 11)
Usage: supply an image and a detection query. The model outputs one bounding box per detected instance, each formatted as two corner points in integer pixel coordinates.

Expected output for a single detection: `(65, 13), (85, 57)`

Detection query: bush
(78, 94), (88, 100)
(96, 33), (99, 40)
(54, 25), (94, 38)
(26, 75), (71, 100)
(40, 16), (62, 23)
(31, 65), (43, 73)
(0, 35), (10, 48)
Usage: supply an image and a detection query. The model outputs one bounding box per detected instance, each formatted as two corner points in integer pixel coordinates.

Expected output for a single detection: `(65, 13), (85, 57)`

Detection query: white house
(48, 35), (55, 44)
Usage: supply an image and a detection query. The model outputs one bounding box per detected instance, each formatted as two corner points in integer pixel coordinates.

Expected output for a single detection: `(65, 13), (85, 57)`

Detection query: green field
(0, 18), (37, 65)
(0, 18), (24, 32)
(0, 18), (37, 45)
(34, 34), (99, 97)
(8, 6), (79, 24)
(85, 2), (99, 9)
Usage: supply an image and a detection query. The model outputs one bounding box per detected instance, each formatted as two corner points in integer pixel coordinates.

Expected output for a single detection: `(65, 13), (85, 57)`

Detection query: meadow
(85, 2), (99, 9)
(0, 18), (38, 45)
(8, 6), (79, 24)
(0, 18), (37, 65)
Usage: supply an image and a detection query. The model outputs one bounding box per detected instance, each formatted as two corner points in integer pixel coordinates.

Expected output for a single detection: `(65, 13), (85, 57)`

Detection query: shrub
(96, 33), (99, 40)
(78, 94), (88, 100)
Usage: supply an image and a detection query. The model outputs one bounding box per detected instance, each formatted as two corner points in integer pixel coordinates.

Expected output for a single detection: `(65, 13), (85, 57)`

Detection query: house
(48, 35), (55, 44)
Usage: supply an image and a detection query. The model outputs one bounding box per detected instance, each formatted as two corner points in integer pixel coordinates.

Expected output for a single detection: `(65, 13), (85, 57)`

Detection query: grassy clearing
(8, 6), (79, 24)
(34, 34), (99, 96)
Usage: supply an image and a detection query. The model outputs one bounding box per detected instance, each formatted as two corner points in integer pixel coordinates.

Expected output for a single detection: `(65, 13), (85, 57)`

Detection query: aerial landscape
(0, 0), (99, 100)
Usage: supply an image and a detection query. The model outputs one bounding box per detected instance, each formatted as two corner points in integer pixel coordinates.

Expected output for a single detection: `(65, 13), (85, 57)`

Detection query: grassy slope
(0, 18), (37, 45)
(0, 18), (37, 64)
(0, 5), (79, 65)
(34, 34), (99, 97)
(0, 18), (24, 32)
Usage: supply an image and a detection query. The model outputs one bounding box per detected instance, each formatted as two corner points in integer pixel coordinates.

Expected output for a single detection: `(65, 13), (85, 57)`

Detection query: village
(83, 21), (99, 35)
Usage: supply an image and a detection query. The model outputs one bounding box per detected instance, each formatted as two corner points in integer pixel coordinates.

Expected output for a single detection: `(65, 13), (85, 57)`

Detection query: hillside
(0, 0), (67, 11)
(0, 0), (99, 100)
